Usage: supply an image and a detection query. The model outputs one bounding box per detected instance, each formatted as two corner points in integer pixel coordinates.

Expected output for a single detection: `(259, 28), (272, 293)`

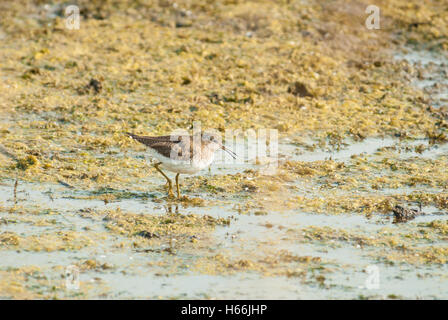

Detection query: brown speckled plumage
(127, 132), (235, 198)
(126, 132), (212, 161)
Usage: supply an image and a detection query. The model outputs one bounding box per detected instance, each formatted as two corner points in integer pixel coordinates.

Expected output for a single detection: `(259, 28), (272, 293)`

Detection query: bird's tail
(126, 132), (138, 139)
(126, 132), (149, 146)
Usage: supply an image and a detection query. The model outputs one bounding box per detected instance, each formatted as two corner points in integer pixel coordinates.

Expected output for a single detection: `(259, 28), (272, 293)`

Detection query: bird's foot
(167, 189), (175, 198)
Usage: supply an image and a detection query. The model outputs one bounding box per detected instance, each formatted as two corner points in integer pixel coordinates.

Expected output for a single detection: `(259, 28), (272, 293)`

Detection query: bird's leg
(154, 163), (174, 198)
(175, 173), (181, 199)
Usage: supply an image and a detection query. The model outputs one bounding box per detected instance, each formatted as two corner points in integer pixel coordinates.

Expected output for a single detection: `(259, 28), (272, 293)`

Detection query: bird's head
(199, 131), (237, 159)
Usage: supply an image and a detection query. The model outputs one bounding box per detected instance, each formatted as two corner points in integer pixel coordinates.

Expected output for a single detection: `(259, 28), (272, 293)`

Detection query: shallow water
(394, 49), (448, 108)
(1, 157), (447, 299)
(2, 133), (448, 300)
(1, 45), (448, 299)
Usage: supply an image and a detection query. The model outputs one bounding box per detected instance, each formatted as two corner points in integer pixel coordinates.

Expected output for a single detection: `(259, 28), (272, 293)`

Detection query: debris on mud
(136, 231), (160, 239)
(392, 205), (424, 223)
(78, 78), (103, 94)
(287, 81), (314, 98)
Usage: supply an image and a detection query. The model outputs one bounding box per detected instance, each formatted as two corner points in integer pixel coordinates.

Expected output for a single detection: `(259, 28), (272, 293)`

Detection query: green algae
(0, 0), (447, 299)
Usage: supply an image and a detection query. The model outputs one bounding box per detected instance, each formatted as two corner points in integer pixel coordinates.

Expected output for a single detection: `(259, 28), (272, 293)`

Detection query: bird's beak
(221, 145), (237, 159)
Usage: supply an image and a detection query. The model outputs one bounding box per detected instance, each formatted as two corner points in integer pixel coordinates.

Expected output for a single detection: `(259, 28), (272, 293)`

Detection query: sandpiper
(127, 132), (236, 198)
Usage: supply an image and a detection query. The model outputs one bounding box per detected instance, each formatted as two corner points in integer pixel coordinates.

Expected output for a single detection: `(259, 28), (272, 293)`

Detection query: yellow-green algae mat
(0, 0), (448, 299)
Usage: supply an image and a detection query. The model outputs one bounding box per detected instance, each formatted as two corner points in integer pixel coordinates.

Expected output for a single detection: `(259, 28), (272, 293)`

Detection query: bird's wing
(149, 142), (179, 158)
(127, 133), (193, 160)
(127, 133), (182, 145)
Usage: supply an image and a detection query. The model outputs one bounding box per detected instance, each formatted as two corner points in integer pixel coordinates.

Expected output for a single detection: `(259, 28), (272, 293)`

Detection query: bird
(127, 132), (236, 198)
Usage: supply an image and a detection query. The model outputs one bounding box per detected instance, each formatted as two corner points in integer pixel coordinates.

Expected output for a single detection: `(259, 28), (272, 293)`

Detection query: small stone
(136, 231), (160, 239)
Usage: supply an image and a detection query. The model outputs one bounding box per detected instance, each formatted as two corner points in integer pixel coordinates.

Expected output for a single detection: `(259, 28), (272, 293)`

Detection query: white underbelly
(148, 149), (214, 174)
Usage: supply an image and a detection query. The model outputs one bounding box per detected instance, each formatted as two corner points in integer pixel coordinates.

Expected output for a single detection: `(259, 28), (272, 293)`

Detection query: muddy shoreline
(1, 0), (447, 299)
